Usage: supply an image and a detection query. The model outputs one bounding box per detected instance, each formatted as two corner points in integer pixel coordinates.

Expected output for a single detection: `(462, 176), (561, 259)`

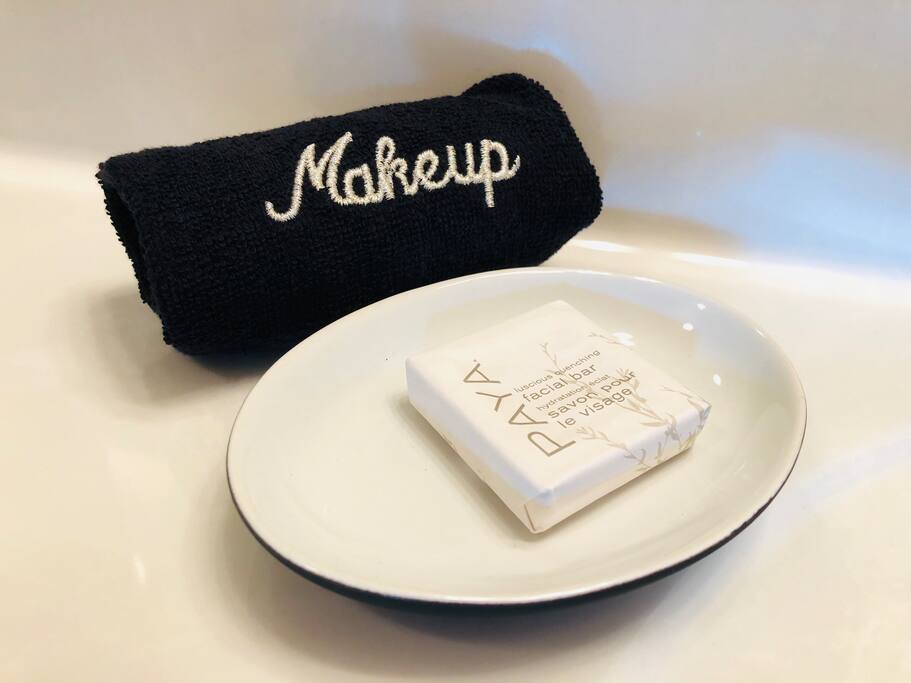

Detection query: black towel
(98, 73), (602, 354)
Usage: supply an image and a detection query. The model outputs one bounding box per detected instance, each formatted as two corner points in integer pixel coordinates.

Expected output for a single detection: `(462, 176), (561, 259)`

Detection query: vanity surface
(3, 2), (909, 680)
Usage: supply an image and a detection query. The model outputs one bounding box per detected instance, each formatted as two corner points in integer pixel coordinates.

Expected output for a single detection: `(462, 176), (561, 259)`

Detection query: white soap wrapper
(406, 300), (711, 533)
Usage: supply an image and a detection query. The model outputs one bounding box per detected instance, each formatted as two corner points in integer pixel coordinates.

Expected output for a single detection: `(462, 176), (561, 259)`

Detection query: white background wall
(2, 0), (909, 272)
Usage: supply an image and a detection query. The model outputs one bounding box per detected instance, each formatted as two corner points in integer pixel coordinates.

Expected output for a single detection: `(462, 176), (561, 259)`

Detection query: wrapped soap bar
(406, 300), (711, 533)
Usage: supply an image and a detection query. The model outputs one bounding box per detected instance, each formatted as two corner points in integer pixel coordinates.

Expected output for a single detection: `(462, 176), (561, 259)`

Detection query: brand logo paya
(463, 362), (575, 458)
(264, 132), (520, 221)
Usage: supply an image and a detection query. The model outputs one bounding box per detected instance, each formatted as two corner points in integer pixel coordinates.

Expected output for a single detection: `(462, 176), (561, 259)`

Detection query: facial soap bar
(406, 300), (711, 533)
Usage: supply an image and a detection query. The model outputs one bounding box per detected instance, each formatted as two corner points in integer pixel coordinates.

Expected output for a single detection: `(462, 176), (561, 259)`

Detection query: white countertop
(3, 2), (911, 680)
(3, 161), (909, 680)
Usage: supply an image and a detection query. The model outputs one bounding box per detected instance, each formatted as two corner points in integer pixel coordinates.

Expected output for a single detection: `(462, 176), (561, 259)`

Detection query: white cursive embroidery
(264, 132), (520, 221)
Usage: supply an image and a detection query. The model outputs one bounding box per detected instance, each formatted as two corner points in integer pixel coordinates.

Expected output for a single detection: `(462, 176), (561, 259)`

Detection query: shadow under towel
(97, 73), (602, 354)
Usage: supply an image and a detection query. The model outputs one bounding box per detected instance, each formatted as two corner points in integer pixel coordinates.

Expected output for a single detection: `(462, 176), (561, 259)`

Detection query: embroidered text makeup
(265, 132), (520, 221)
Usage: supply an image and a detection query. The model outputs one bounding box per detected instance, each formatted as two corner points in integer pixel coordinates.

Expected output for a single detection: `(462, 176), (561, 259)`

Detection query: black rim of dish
(225, 413), (805, 613)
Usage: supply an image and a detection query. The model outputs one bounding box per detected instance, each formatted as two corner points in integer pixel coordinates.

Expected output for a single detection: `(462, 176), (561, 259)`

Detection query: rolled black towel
(98, 73), (602, 354)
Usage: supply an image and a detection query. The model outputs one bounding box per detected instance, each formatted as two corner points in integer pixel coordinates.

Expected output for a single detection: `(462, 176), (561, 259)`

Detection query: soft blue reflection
(607, 130), (911, 273)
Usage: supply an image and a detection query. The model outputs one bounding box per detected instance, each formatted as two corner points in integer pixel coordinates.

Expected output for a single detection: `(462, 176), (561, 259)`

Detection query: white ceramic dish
(227, 268), (806, 608)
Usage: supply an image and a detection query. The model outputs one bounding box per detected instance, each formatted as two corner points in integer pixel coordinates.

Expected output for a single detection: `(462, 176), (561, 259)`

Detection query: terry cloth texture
(97, 73), (602, 354)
